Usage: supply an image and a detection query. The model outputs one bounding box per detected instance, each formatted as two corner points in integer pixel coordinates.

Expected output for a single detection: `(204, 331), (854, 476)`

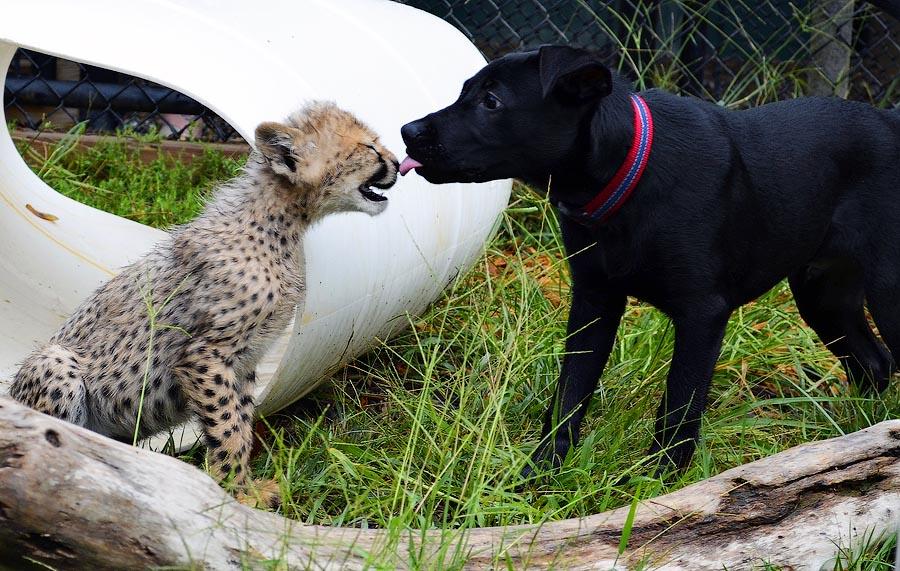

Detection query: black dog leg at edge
(522, 286), (625, 479)
(646, 303), (730, 472)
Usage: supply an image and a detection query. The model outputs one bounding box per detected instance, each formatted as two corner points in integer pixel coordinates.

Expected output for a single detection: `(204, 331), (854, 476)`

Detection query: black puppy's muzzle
(400, 119), (441, 160)
(400, 119), (430, 143)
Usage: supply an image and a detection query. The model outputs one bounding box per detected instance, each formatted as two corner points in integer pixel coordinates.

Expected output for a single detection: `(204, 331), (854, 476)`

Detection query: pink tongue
(399, 156), (423, 176)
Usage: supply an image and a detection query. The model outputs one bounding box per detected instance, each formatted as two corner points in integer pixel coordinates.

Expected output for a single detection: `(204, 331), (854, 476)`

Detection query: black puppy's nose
(401, 119), (430, 144)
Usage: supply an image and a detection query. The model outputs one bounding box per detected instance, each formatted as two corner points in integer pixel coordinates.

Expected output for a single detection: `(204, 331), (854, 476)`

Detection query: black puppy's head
(400, 45), (613, 184)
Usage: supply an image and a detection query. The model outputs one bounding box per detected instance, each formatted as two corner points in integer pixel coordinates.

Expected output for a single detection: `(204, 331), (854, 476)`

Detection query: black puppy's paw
(646, 438), (696, 478)
(520, 437), (571, 481)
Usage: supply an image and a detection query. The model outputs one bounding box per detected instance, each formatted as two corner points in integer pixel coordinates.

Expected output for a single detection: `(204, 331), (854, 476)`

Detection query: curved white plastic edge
(0, 0), (511, 450)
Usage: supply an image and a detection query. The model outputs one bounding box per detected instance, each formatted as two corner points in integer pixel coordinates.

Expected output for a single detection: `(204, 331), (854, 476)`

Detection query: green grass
(14, 130), (897, 568)
(13, 123), (244, 228)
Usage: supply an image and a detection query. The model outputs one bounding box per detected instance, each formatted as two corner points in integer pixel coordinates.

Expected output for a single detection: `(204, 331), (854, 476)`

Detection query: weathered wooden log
(0, 396), (897, 570)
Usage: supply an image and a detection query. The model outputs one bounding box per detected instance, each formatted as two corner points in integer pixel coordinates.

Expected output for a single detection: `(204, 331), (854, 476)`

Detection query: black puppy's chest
(582, 226), (637, 279)
(564, 220), (679, 306)
(563, 213), (776, 315)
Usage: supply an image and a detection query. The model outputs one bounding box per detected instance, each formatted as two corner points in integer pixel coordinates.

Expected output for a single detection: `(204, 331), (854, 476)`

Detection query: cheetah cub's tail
(10, 344), (88, 427)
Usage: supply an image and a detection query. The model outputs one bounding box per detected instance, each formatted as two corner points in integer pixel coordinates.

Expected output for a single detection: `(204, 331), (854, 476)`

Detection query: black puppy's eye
(481, 92), (502, 111)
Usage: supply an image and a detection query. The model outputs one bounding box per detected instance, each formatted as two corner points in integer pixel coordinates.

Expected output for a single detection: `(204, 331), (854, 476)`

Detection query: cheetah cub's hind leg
(11, 344), (89, 427)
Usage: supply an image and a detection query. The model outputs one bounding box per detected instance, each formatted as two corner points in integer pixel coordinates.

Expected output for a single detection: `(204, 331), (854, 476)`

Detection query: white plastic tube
(0, 0), (511, 446)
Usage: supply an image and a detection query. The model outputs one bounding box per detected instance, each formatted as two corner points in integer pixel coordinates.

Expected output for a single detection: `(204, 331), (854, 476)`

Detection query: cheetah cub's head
(255, 101), (398, 218)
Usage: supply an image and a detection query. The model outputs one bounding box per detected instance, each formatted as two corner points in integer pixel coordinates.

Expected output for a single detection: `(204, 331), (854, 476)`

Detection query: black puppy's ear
(538, 45), (612, 103)
(255, 121), (305, 183)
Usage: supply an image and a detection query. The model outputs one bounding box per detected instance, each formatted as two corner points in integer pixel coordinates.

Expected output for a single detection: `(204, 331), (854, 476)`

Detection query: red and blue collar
(568, 93), (654, 224)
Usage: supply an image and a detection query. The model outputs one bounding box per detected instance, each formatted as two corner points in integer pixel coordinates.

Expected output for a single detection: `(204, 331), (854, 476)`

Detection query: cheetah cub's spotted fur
(11, 101), (398, 503)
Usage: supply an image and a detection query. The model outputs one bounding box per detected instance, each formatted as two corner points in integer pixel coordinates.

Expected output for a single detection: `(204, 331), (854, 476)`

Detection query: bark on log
(0, 396), (897, 570)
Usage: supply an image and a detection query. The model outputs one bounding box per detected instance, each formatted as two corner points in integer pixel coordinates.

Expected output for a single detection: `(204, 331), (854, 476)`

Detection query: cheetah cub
(10, 101), (398, 505)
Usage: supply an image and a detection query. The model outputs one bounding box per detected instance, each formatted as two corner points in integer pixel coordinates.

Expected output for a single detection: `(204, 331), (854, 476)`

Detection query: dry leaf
(26, 203), (59, 222)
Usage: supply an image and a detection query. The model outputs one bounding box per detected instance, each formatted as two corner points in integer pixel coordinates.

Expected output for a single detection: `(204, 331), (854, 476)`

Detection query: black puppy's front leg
(649, 304), (730, 471)
(524, 286), (625, 477)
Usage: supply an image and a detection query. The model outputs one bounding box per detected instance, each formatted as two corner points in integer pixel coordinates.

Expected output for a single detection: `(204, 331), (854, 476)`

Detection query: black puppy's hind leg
(523, 287), (625, 478)
(863, 274), (900, 393)
(790, 262), (894, 393)
(648, 302), (730, 472)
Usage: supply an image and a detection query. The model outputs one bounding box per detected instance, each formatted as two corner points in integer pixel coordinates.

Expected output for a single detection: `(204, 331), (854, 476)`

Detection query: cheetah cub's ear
(255, 121), (320, 187)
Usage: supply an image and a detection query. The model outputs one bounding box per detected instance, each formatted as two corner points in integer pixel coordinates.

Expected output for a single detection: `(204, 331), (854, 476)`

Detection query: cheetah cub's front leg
(179, 356), (276, 507)
(234, 373), (279, 507)
(177, 355), (249, 482)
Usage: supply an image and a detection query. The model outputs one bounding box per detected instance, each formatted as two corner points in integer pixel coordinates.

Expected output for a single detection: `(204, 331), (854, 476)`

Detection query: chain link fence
(4, 50), (239, 141)
(399, 0), (898, 105)
(4, 0), (898, 142)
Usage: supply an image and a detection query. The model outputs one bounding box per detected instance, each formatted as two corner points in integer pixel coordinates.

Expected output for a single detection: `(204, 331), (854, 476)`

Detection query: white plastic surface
(0, 0), (511, 447)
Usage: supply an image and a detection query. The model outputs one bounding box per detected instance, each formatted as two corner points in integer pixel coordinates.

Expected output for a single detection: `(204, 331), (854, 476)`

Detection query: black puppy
(400, 45), (900, 474)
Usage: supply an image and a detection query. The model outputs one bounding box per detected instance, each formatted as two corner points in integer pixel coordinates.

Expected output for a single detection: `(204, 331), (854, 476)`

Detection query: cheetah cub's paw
(236, 478), (281, 510)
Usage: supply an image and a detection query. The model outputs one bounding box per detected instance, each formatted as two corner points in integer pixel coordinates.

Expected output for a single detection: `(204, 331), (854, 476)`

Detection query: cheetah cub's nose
(370, 158), (399, 189)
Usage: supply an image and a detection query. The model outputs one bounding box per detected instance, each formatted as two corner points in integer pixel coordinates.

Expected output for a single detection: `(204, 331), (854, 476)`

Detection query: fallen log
(0, 396), (897, 570)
